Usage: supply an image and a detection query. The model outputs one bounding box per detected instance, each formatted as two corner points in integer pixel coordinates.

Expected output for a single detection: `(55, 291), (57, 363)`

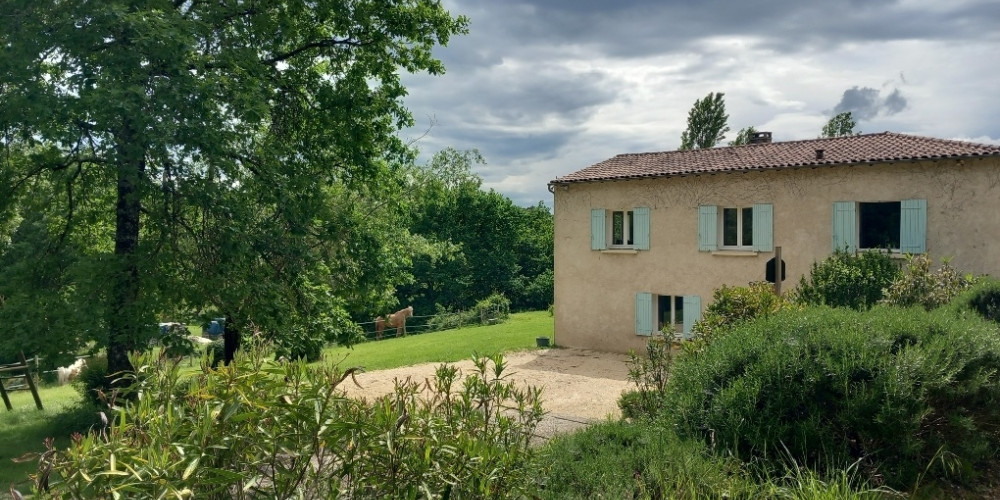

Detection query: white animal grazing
(57, 358), (86, 385)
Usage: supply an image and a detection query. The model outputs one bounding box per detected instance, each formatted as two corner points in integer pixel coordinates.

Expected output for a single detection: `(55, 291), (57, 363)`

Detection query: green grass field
(0, 311), (554, 491)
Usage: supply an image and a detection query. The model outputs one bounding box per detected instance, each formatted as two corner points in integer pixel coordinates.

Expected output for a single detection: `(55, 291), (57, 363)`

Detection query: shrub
(663, 306), (1000, 488)
(949, 279), (1000, 324)
(537, 420), (755, 499)
(272, 310), (361, 362)
(619, 334), (675, 420)
(32, 345), (544, 499)
(881, 254), (978, 310)
(474, 292), (511, 324)
(794, 250), (900, 309)
(426, 305), (478, 331)
(204, 339), (225, 368)
(73, 355), (109, 407)
(693, 281), (787, 341)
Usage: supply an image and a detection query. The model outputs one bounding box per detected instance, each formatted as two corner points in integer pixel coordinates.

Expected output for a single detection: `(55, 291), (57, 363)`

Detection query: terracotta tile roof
(551, 132), (1000, 185)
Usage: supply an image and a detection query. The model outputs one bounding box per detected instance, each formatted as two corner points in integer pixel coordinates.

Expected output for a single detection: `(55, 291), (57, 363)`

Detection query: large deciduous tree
(821, 111), (860, 138)
(0, 1), (467, 376)
(679, 92), (730, 150)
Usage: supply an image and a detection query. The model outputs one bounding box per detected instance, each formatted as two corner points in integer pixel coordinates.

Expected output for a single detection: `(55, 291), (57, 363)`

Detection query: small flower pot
(536, 336), (550, 348)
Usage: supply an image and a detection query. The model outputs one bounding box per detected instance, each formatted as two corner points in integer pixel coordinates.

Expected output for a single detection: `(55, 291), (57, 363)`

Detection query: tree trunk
(107, 125), (146, 384)
(223, 312), (240, 365)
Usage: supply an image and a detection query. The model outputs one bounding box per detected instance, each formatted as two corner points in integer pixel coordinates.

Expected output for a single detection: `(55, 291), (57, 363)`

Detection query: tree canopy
(0, 1), (468, 374)
(821, 111), (861, 138)
(679, 92), (730, 150)
(728, 126), (759, 146)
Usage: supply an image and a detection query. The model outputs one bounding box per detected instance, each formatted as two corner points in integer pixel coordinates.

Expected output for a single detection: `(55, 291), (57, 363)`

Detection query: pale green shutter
(591, 209), (606, 250)
(635, 292), (653, 336)
(633, 207), (650, 250)
(698, 205), (718, 251)
(900, 199), (927, 254)
(682, 295), (701, 339)
(752, 203), (773, 252)
(832, 202), (857, 252)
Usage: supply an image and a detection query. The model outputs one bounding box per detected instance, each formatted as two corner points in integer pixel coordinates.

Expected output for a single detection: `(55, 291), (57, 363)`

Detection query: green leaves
(679, 91), (731, 150)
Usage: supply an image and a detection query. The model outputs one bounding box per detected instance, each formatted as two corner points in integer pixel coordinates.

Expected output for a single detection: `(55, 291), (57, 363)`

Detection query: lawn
(0, 311), (554, 492)
(323, 310), (553, 371)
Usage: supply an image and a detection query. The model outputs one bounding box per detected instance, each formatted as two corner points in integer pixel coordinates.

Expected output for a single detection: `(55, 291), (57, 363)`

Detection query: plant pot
(536, 337), (550, 348)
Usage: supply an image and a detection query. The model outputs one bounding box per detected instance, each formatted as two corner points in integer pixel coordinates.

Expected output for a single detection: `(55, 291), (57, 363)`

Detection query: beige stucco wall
(552, 157), (1000, 353)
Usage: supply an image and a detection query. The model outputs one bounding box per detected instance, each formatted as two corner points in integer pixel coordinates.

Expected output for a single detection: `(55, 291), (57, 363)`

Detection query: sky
(397, 0), (1000, 207)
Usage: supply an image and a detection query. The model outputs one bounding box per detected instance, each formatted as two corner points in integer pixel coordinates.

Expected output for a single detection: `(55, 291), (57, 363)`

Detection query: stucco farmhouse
(549, 132), (1000, 353)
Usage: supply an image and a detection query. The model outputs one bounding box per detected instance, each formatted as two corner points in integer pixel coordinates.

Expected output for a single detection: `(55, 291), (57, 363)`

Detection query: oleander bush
(881, 254), (978, 310)
(663, 305), (1000, 488)
(693, 281), (789, 341)
(30, 345), (543, 499)
(795, 250), (900, 310)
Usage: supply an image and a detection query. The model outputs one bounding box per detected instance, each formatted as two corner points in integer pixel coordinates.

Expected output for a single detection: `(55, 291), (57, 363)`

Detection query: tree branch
(263, 38), (365, 65)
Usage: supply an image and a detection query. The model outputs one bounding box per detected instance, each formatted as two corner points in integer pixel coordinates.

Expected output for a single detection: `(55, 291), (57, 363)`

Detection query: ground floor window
(859, 201), (901, 250)
(657, 295), (684, 333)
(636, 292), (701, 338)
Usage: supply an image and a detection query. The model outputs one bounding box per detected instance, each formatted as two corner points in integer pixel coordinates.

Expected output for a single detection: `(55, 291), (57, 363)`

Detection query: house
(548, 132), (1000, 353)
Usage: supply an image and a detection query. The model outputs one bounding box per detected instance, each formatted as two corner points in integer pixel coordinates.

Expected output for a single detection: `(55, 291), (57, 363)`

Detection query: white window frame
(608, 209), (635, 248)
(719, 206), (754, 250)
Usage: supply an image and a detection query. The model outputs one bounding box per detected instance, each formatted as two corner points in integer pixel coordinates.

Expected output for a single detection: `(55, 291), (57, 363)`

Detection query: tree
(0, 2), (468, 377)
(728, 126), (759, 146)
(679, 92), (730, 150)
(821, 111), (860, 138)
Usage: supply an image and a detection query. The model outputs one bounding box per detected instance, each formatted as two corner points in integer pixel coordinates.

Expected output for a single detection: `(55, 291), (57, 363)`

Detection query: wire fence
(355, 307), (508, 342)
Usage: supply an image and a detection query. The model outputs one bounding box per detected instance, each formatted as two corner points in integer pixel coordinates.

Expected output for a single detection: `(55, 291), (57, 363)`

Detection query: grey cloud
(832, 86), (908, 121)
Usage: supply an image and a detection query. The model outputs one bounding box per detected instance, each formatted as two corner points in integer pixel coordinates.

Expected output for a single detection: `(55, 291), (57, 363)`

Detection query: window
(699, 204), (773, 252)
(722, 207), (754, 248)
(636, 292), (701, 338)
(591, 207), (650, 250)
(859, 202), (900, 249)
(832, 199), (926, 253)
(611, 210), (634, 246)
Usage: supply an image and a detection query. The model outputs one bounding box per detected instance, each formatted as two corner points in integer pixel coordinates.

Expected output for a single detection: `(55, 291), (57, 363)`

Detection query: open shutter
(832, 202), (857, 252)
(682, 295), (702, 339)
(635, 292), (653, 336)
(698, 205), (718, 251)
(752, 203), (773, 252)
(900, 199), (927, 254)
(633, 207), (650, 250)
(591, 209), (606, 250)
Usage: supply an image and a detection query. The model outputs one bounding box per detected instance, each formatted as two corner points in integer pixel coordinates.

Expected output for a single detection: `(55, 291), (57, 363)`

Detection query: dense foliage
(29, 347), (543, 499)
(794, 250), (900, 309)
(663, 305), (1000, 488)
(0, 0), (469, 376)
(881, 254), (978, 310)
(679, 92), (730, 150)
(692, 281), (788, 340)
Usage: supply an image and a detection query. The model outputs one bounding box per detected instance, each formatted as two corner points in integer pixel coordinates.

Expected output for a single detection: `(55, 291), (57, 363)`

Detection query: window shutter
(635, 292), (653, 336)
(591, 209), (606, 250)
(832, 202), (857, 252)
(752, 203), (773, 252)
(682, 295), (702, 339)
(633, 207), (650, 250)
(900, 199), (927, 254)
(698, 205), (718, 251)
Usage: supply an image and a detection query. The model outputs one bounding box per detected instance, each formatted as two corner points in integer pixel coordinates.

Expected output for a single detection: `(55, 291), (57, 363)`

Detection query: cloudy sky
(398, 0), (1000, 207)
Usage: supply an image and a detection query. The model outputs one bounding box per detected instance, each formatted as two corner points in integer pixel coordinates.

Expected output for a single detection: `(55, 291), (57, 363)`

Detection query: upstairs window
(859, 202), (901, 250)
(591, 207), (650, 250)
(722, 207), (754, 249)
(611, 210), (634, 246)
(833, 199), (925, 253)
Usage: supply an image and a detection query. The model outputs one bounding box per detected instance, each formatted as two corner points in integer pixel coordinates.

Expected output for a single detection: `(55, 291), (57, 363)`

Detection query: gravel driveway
(338, 347), (633, 440)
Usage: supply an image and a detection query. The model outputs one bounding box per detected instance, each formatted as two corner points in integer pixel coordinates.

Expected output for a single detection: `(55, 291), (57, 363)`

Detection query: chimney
(815, 149), (825, 160)
(748, 131), (772, 144)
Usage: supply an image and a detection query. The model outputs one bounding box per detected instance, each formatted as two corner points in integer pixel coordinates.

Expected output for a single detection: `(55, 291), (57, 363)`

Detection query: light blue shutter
(900, 199), (927, 254)
(698, 205), (718, 251)
(832, 202), (857, 252)
(682, 295), (702, 339)
(633, 207), (650, 250)
(635, 292), (653, 336)
(591, 209), (606, 250)
(752, 203), (773, 252)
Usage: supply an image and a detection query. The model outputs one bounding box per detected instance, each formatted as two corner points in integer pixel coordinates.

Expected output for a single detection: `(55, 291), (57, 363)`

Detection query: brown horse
(386, 306), (413, 337)
(374, 316), (386, 340)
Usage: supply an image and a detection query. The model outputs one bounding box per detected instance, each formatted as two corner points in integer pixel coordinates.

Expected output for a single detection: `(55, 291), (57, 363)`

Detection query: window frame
(609, 210), (635, 248)
(719, 206), (755, 250)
